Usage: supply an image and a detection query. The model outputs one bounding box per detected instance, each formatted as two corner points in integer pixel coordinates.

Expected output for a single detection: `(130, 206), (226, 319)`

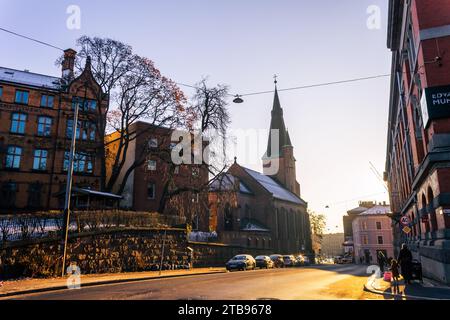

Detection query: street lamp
(61, 81), (89, 277)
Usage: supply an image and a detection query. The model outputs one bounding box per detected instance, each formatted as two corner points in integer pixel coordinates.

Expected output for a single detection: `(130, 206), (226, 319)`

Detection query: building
(353, 205), (394, 264)
(385, 0), (450, 283)
(209, 83), (313, 255)
(321, 233), (345, 257)
(105, 121), (210, 230)
(0, 49), (114, 212)
(342, 201), (378, 256)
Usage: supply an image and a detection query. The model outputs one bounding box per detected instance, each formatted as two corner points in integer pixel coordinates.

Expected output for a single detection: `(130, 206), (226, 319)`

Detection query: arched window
(421, 193), (430, 233)
(427, 187), (438, 232)
(224, 203), (233, 231)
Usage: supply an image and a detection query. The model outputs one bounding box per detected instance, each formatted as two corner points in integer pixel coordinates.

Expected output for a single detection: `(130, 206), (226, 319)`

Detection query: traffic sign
(402, 226), (411, 234)
(400, 216), (411, 226)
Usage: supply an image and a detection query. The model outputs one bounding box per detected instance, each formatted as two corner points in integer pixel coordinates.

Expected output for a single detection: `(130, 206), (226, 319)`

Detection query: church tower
(262, 80), (301, 197)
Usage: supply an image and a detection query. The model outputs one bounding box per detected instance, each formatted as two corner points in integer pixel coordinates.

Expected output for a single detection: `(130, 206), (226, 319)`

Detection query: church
(209, 83), (313, 256)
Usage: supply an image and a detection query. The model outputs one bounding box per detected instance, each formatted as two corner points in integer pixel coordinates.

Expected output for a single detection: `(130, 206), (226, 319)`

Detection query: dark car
(226, 255), (256, 271)
(283, 255), (296, 267)
(255, 255), (274, 269)
(295, 255), (311, 266)
(269, 254), (285, 268)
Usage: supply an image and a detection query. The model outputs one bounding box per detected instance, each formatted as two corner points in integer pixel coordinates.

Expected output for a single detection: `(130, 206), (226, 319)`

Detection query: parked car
(255, 255), (274, 269)
(226, 254), (256, 271)
(269, 254), (285, 268)
(283, 255), (296, 267)
(334, 256), (343, 264)
(341, 256), (353, 264)
(295, 255), (311, 266)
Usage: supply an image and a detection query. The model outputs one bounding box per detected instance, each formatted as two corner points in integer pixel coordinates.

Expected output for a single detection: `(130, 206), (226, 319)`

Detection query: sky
(0, 0), (391, 233)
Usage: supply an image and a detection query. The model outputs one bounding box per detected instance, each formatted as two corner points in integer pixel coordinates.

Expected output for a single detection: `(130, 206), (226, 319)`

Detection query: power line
(0, 26), (391, 98)
(0, 27), (64, 51)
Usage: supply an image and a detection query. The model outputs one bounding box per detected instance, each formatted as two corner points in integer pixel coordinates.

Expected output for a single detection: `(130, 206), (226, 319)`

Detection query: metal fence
(0, 211), (186, 244)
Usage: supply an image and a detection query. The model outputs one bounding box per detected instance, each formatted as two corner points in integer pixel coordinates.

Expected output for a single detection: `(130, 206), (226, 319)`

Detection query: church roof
(243, 167), (306, 206)
(265, 87), (292, 158)
(209, 173), (254, 195)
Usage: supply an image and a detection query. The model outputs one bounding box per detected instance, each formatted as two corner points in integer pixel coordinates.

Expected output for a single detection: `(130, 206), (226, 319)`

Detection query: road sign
(400, 216), (411, 226)
(402, 226), (411, 234)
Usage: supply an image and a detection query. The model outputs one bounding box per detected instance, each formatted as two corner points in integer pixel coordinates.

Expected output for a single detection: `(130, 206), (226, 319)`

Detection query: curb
(0, 270), (227, 299)
(363, 274), (440, 300)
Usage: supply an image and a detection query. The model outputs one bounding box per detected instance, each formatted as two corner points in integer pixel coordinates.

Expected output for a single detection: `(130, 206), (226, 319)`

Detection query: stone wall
(0, 228), (188, 279)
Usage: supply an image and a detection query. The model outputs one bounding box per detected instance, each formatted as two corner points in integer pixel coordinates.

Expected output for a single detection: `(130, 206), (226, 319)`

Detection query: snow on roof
(243, 167), (306, 205)
(359, 205), (391, 216)
(0, 67), (61, 90)
(210, 173), (253, 195)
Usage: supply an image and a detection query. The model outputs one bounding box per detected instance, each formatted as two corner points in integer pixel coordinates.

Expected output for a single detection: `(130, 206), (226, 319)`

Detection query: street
(9, 264), (381, 300)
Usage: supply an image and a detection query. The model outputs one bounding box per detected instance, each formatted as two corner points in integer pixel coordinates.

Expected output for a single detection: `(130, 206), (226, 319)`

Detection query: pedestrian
(377, 251), (386, 273)
(390, 258), (401, 294)
(397, 243), (413, 285)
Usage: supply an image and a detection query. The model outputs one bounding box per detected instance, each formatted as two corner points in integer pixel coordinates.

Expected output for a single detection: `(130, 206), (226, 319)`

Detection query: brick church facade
(209, 84), (313, 256)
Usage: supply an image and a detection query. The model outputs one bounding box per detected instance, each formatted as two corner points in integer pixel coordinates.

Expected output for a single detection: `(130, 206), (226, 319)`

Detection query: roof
(55, 188), (123, 200)
(209, 173), (253, 195)
(243, 167), (306, 205)
(0, 67), (61, 90)
(347, 206), (369, 215)
(359, 205), (391, 216)
(240, 218), (270, 232)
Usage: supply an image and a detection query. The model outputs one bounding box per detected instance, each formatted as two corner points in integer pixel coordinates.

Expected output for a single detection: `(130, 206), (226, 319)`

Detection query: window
(147, 183), (156, 199)
(63, 151), (93, 174)
(376, 221), (382, 230)
(89, 123), (96, 141)
(28, 182), (42, 208)
(5, 146), (22, 169)
(72, 97), (97, 112)
(66, 119), (80, 139)
(33, 149), (48, 171)
(377, 236), (384, 245)
(15, 90), (29, 104)
(362, 221), (368, 230)
(0, 182), (17, 208)
(37, 117), (52, 137)
(149, 138), (158, 148)
(40, 95), (54, 108)
(192, 167), (200, 177)
(10, 113), (27, 134)
(0, 86), (3, 100)
(174, 166), (180, 174)
(362, 235), (369, 245)
(147, 160), (157, 171)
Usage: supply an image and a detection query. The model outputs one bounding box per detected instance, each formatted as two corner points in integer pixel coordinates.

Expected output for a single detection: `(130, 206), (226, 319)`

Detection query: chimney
(62, 48), (77, 79)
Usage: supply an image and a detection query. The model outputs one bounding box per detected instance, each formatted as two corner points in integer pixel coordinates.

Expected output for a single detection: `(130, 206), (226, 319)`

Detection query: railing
(0, 210), (186, 244)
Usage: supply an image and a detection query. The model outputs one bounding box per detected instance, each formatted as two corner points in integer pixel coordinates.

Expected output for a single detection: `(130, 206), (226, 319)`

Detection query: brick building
(386, 0), (450, 283)
(105, 121), (210, 230)
(352, 205), (394, 264)
(209, 85), (313, 255)
(0, 49), (111, 212)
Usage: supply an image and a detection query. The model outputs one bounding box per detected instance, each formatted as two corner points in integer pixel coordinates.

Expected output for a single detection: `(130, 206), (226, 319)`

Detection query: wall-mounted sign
(400, 216), (411, 226)
(421, 84), (450, 128)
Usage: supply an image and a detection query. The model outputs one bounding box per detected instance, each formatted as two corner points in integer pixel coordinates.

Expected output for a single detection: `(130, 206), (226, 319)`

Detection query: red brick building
(0, 49), (110, 212)
(386, 0), (450, 283)
(105, 121), (210, 230)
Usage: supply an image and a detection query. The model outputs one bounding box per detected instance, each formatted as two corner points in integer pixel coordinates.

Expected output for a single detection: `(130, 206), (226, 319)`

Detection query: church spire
(265, 77), (289, 158)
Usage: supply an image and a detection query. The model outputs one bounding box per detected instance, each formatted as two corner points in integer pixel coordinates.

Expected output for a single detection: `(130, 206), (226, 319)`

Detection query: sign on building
(420, 84), (450, 128)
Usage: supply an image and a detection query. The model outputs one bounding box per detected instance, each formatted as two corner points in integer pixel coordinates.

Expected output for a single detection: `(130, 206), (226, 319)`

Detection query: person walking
(390, 259), (401, 294)
(377, 251), (386, 273)
(397, 243), (413, 285)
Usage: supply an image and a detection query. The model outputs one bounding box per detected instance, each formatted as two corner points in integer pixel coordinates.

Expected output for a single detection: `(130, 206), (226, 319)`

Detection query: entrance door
(364, 250), (370, 264)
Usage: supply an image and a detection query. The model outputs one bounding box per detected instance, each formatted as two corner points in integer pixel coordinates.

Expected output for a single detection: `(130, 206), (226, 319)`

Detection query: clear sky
(0, 0), (391, 232)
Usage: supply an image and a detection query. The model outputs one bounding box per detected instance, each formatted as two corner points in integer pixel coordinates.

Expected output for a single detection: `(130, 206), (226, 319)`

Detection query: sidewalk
(0, 268), (226, 298)
(364, 274), (450, 300)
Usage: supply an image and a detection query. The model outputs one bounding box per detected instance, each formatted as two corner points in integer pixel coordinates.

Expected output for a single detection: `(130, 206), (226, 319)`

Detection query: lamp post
(61, 82), (88, 277)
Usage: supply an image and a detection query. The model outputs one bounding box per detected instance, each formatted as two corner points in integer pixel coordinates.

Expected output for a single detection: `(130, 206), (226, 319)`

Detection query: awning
(54, 187), (123, 200)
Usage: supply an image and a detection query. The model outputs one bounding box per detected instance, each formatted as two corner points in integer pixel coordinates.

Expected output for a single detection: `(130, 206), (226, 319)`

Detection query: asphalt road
(10, 264), (372, 300)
